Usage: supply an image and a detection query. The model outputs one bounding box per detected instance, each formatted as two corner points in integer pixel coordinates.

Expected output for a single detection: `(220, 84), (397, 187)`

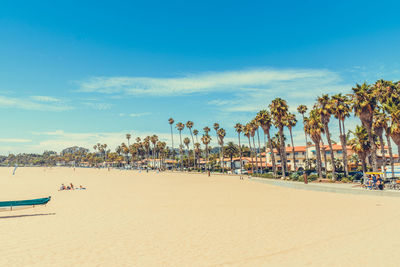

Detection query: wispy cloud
(0, 95), (72, 111)
(30, 95), (61, 102)
(119, 112), (151, 117)
(82, 102), (112, 110)
(0, 138), (31, 143)
(75, 68), (342, 96)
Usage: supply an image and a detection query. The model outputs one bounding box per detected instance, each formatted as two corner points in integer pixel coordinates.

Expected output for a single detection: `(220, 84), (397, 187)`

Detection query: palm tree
(150, 135), (159, 168)
(352, 83), (378, 171)
(175, 122), (185, 171)
(256, 110), (277, 177)
(348, 125), (371, 174)
(168, 118), (175, 167)
(373, 109), (388, 177)
(183, 137), (191, 169)
(250, 121), (259, 173)
(316, 94), (336, 181)
(203, 126), (210, 135)
(253, 118), (263, 172)
(284, 113), (297, 171)
(269, 98), (289, 178)
(186, 121), (196, 168)
(217, 128), (226, 172)
(383, 117), (395, 177)
(304, 108), (324, 179)
(201, 134), (211, 172)
(234, 123), (244, 172)
(194, 142), (201, 169)
(225, 142), (239, 171)
(126, 133), (131, 146)
(297, 105), (309, 167)
(243, 123), (254, 174)
(213, 123), (220, 168)
(193, 129), (199, 143)
(143, 136), (151, 166)
(331, 94), (351, 176)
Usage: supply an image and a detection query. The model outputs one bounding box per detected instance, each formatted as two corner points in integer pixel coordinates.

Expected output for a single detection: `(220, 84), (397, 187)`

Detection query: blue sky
(1, 0), (400, 154)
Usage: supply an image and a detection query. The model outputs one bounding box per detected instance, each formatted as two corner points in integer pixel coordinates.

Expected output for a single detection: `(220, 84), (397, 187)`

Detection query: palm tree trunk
(267, 131), (277, 178)
(321, 139), (327, 177)
(289, 128), (296, 172)
(315, 141), (323, 179)
(386, 134), (395, 178)
(170, 125), (175, 170)
(179, 131), (183, 171)
(238, 134), (243, 172)
(252, 136), (259, 173)
(257, 129), (262, 173)
(361, 155), (367, 175)
(248, 137), (254, 174)
(340, 120), (349, 177)
(378, 134), (387, 178)
(206, 144), (209, 172)
(221, 143), (224, 173)
(302, 114), (309, 169)
(365, 125), (378, 172)
(189, 130), (195, 169)
(278, 126), (287, 178)
(324, 125), (336, 181)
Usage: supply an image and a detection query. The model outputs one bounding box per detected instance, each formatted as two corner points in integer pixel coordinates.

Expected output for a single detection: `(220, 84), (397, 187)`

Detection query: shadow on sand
(0, 213), (56, 219)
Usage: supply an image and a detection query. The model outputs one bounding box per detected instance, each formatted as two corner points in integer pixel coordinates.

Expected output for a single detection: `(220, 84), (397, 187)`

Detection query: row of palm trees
(166, 80), (400, 180)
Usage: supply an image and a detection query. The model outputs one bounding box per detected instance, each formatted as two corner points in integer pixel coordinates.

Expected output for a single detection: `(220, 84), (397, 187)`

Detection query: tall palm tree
(213, 123), (220, 168)
(269, 98), (289, 178)
(194, 142), (201, 169)
(383, 117), (395, 177)
(143, 136), (151, 166)
(168, 118), (175, 166)
(183, 137), (191, 169)
(175, 122), (185, 171)
(284, 113), (297, 171)
(250, 121), (259, 173)
(193, 129), (199, 143)
(186, 121), (196, 168)
(201, 134), (211, 172)
(316, 94), (336, 181)
(331, 94), (351, 176)
(297, 105), (309, 168)
(253, 118), (263, 172)
(304, 108), (324, 179)
(225, 142), (239, 171)
(126, 133), (131, 146)
(243, 123), (254, 174)
(234, 123), (244, 172)
(150, 135), (159, 168)
(352, 83), (378, 171)
(217, 128), (226, 172)
(348, 125), (371, 174)
(203, 126), (210, 135)
(256, 110), (277, 177)
(373, 109), (388, 177)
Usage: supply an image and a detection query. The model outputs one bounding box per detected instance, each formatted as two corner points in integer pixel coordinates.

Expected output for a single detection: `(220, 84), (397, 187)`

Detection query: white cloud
(119, 112), (151, 117)
(30, 95), (61, 102)
(0, 138), (31, 143)
(82, 102), (112, 110)
(76, 68), (341, 96)
(0, 95), (72, 111)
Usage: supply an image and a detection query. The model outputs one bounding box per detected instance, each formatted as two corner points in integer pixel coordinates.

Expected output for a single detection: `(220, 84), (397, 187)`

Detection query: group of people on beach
(59, 183), (86, 191)
(366, 174), (384, 190)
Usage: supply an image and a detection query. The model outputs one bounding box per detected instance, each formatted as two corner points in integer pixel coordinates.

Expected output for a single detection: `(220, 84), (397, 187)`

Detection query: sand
(1, 167), (400, 266)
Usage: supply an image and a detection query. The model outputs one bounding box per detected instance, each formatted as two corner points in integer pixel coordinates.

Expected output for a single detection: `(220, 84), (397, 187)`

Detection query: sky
(1, 0), (400, 154)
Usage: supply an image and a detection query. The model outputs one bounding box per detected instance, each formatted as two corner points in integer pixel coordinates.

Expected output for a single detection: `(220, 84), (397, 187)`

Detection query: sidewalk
(251, 177), (400, 198)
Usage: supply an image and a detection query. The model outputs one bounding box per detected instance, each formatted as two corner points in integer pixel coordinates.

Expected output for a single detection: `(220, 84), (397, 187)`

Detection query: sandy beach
(1, 167), (400, 266)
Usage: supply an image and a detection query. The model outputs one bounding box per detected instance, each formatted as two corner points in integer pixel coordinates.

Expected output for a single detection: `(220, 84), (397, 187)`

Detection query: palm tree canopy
(203, 126), (210, 134)
(193, 129), (199, 136)
(186, 121), (194, 129)
(297, 105), (307, 115)
(183, 137), (191, 147)
(352, 82), (378, 125)
(168, 118), (174, 125)
(348, 125), (370, 155)
(255, 110), (273, 134)
(331, 93), (351, 121)
(201, 134), (211, 145)
(269, 98), (289, 127)
(234, 123), (243, 134)
(304, 108), (324, 144)
(224, 142), (239, 157)
(213, 123), (220, 131)
(176, 122), (185, 131)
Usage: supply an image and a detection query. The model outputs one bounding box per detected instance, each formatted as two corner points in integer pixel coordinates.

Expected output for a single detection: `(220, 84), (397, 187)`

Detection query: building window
(337, 150), (343, 154)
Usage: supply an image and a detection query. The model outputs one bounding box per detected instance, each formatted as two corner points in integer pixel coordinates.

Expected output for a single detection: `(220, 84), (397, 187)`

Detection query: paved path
(252, 177), (400, 198)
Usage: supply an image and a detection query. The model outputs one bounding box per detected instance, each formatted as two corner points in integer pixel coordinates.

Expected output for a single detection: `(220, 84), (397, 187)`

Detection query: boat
(0, 196), (51, 211)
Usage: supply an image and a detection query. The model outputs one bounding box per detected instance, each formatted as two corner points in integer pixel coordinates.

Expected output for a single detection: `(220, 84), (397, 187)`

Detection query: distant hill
(61, 146), (89, 155)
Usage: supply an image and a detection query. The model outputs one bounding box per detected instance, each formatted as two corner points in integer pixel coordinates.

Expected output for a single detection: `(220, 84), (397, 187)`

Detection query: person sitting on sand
(377, 175), (384, 190)
(70, 183), (74, 190)
(59, 184), (66, 191)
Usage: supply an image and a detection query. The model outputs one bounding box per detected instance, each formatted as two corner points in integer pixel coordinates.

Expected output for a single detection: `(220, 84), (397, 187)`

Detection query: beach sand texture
(1, 167), (400, 266)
